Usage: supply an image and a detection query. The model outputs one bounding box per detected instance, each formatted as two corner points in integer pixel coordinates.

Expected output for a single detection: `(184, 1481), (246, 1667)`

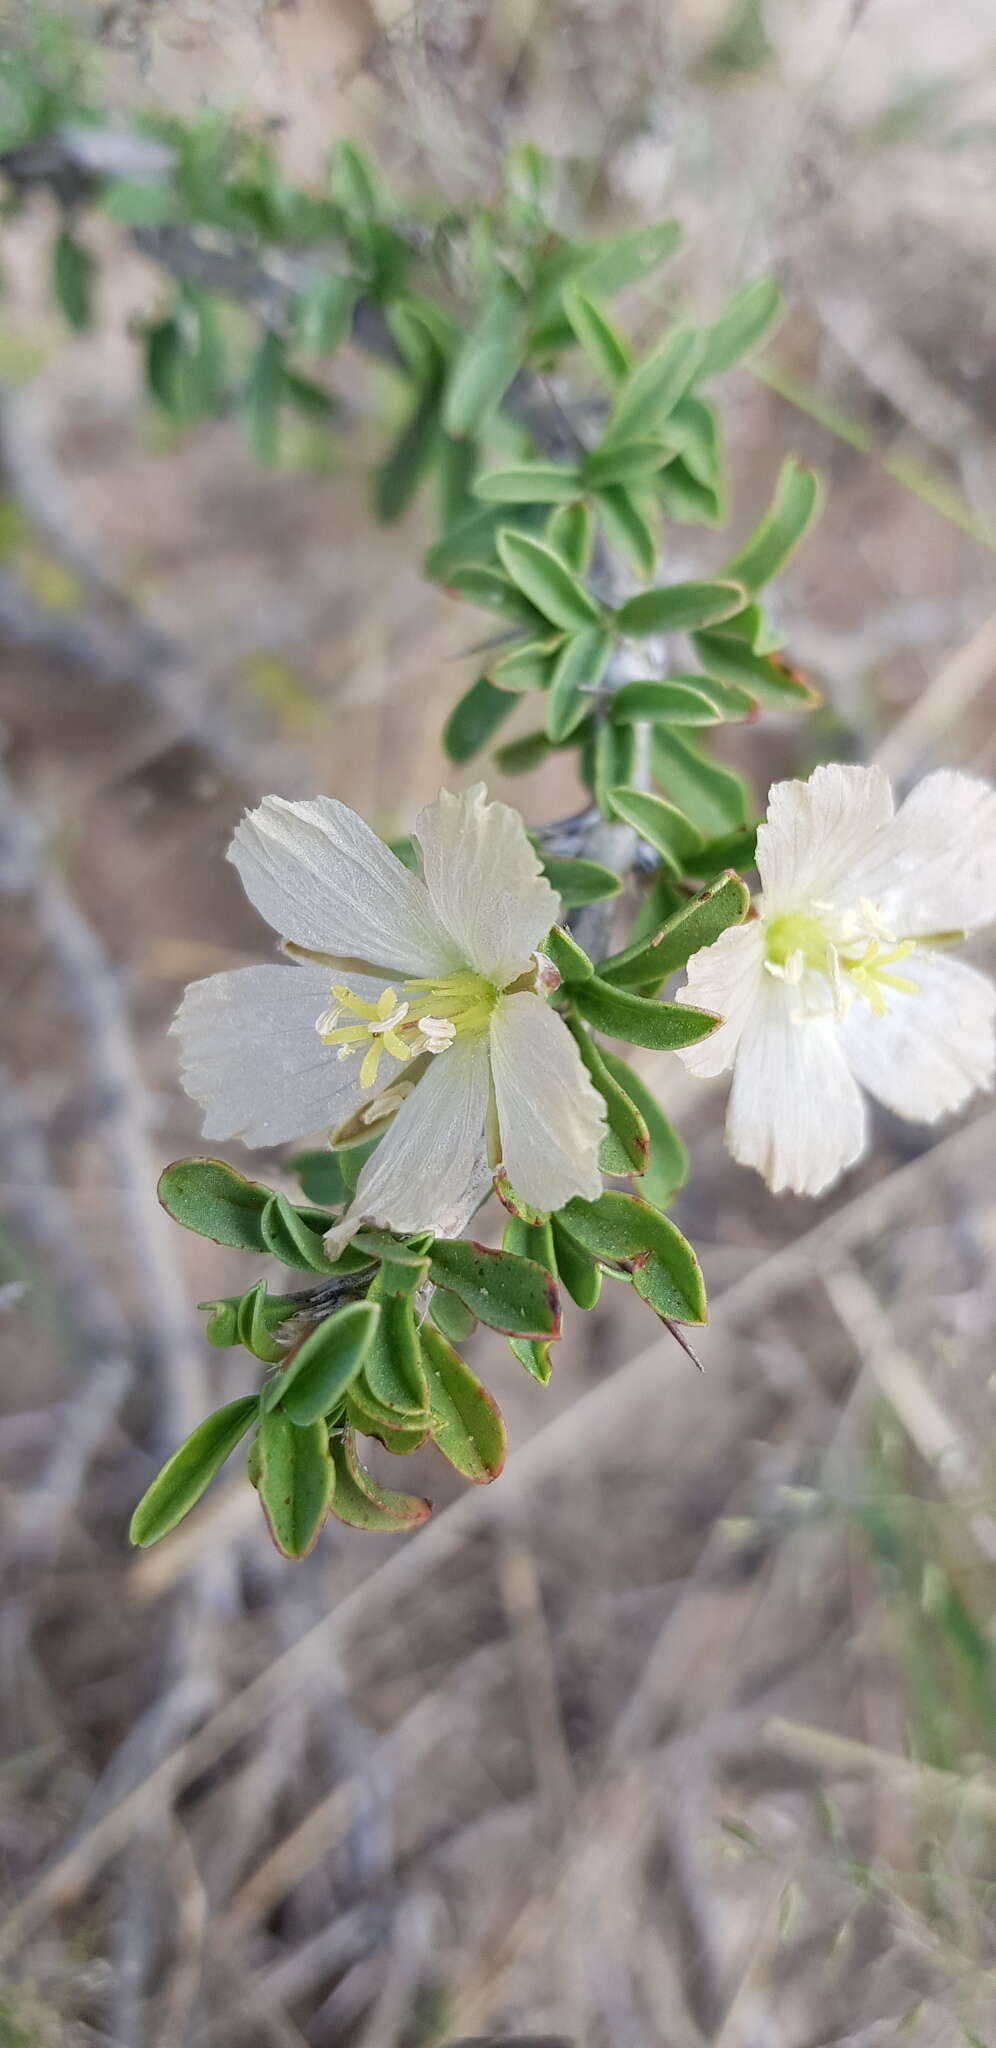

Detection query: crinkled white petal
(674, 920), (766, 1077)
(229, 795), (459, 975)
(756, 763), (894, 915)
(171, 963), (394, 1147)
(841, 951), (995, 1122)
(324, 1033), (493, 1252)
(838, 771), (996, 937)
(414, 783), (561, 988)
(726, 973), (867, 1196)
(489, 992), (605, 1212)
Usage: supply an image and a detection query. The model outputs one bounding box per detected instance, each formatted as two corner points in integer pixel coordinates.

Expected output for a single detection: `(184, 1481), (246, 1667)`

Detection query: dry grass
(1, 3), (996, 2043)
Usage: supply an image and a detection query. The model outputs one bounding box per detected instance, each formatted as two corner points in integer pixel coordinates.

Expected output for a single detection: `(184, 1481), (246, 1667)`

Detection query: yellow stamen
(315, 968), (499, 1085)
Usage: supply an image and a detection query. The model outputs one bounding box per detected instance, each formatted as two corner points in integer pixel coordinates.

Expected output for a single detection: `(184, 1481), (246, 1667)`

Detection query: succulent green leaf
(550, 1222), (602, 1310)
(699, 277), (783, 379)
(538, 855), (622, 908)
(575, 221), (681, 301)
(508, 1338), (553, 1384)
(606, 787), (704, 874)
(611, 677), (722, 726)
(445, 563), (548, 628)
(688, 824), (758, 881)
(497, 529), (601, 632)
(545, 625), (614, 742)
(361, 1287), (428, 1417)
(443, 289), (524, 438)
(267, 1301), (380, 1424)
(475, 462), (585, 504)
(261, 1192), (338, 1274)
(593, 720), (636, 814)
(490, 635), (562, 694)
(545, 500), (593, 574)
(600, 872), (751, 991)
(615, 579), (746, 636)
(544, 924), (595, 984)
(603, 327), (704, 446)
(53, 226), (94, 332)
(429, 1287), (478, 1344)
(558, 1192), (706, 1323)
(443, 675), (516, 763)
(129, 1396), (258, 1548)
(238, 1279), (286, 1365)
(599, 1050), (690, 1208)
(563, 289), (631, 386)
(256, 1409), (334, 1559)
(158, 1157), (271, 1249)
(652, 728), (752, 837)
(328, 1429), (432, 1531)
(375, 384), (441, 522)
(297, 274), (357, 354)
(593, 485), (657, 577)
(584, 440), (671, 489)
(428, 1239), (560, 1339)
(242, 328), (285, 465)
(570, 975), (718, 1051)
(419, 1324), (506, 1482)
(290, 1148), (349, 1208)
(565, 1015), (649, 1174)
(722, 457), (821, 591)
(691, 628), (818, 708)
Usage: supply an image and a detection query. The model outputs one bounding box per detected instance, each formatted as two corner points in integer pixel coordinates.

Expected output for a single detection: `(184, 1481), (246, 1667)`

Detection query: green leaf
(559, 1192), (706, 1323)
(497, 530), (601, 632)
(599, 1051), (689, 1208)
(261, 1193), (338, 1274)
(242, 329), (285, 465)
(429, 1286), (478, 1344)
(615, 580), (746, 636)
(502, 1214), (557, 1270)
(297, 274), (356, 354)
(545, 625), (614, 742)
(200, 1290), (297, 1349)
(290, 1149), (349, 1208)
(610, 677), (719, 726)
(428, 1239), (560, 1339)
(570, 975), (718, 1052)
(445, 563), (546, 629)
(386, 295), (455, 379)
(443, 675), (516, 763)
(508, 1338), (553, 1384)
(361, 1287), (428, 1418)
(256, 1409), (334, 1559)
(158, 1158), (271, 1250)
(593, 719), (636, 815)
(722, 457), (821, 591)
(689, 825), (758, 881)
(606, 787), (704, 874)
(494, 728), (557, 776)
(102, 178), (178, 225)
(544, 924), (595, 983)
(600, 872), (751, 990)
(699, 277), (783, 379)
(329, 138), (382, 216)
(346, 1386), (430, 1454)
(565, 1015), (649, 1175)
(664, 396), (723, 487)
(603, 327), (705, 446)
(576, 221), (682, 301)
(328, 1429), (431, 1531)
(584, 440), (671, 489)
(267, 1301), (380, 1423)
(130, 1397), (259, 1548)
(611, 675), (752, 725)
(656, 459), (724, 527)
(629, 869), (685, 945)
(420, 1324), (506, 1482)
(691, 629), (818, 708)
(563, 289), (631, 386)
(652, 729), (752, 836)
(475, 462), (585, 504)
(490, 635), (562, 694)
(444, 289), (524, 438)
(594, 485), (657, 577)
(539, 854), (622, 907)
(238, 1279), (286, 1365)
(53, 227), (94, 332)
(550, 1222), (602, 1310)
(545, 501), (593, 575)
(374, 384), (441, 522)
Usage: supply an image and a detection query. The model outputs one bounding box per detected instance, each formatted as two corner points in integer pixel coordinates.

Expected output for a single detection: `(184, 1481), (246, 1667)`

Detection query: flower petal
(674, 920), (766, 1077)
(414, 784), (560, 988)
(171, 962), (394, 1147)
(489, 993), (605, 1212)
(756, 763), (894, 915)
(841, 951), (995, 1122)
(726, 975), (867, 1195)
(324, 1034), (493, 1251)
(839, 770), (996, 937)
(229, 795), (459, 975)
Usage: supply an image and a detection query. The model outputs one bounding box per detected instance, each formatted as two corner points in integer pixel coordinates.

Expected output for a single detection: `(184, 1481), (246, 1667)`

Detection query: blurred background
(1, 2), (996, 2043)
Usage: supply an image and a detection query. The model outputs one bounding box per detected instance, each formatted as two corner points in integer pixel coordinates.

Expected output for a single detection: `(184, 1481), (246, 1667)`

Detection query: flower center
(765, 909), (918, 1018)
(316, 970), (498, 1090)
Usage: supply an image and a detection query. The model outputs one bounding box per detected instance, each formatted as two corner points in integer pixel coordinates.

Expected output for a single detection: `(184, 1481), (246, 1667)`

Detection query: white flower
(172, 783), (606, 1244)
(675, 764), (996, 1196)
